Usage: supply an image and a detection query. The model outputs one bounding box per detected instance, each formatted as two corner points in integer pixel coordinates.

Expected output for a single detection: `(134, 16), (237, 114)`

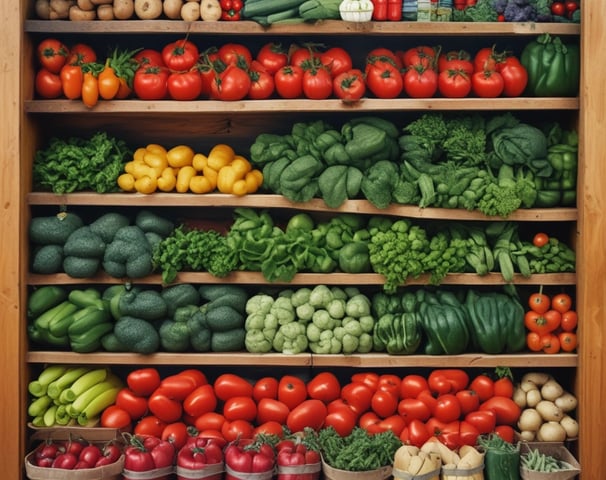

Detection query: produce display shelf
(25, 351), (577, 368)
(24, 97), (580, 114)
(23, 19), (580, 37)
(27, 272), (577, 286)
(27, 193), (579, 222)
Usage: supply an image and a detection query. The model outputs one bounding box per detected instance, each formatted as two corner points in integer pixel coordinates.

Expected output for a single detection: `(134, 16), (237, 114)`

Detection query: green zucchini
(242, 0), (304, 18)
(267, 7), (300, 24)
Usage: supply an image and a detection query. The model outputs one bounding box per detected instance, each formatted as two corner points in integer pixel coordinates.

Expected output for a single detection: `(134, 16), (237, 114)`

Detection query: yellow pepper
(207, 144), (235, 171)
(167, 145), (195, 168)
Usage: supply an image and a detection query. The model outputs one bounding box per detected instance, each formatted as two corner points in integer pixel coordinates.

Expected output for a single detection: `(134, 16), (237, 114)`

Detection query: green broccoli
(403, 113), (449, 148)
(442, 115), (487, 166)
(477, 165), (537, 217)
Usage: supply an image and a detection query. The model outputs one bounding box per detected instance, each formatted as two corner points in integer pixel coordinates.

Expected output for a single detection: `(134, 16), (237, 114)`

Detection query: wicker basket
(322, 459), (392, 480)
(519, 442), (580, 480)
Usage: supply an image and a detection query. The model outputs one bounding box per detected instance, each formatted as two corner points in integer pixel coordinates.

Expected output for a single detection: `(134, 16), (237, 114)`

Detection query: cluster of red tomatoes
(525, 288), (578, 354)
(100, 366), (521, 453)
(34, 38), (531, 105)
(30, 437), (121, 470)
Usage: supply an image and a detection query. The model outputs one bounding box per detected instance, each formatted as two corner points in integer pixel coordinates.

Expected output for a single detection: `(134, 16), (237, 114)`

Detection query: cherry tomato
(551, 1), (566, 15)
(561, 310), (578, 331)
(127, 368), (161, 397)
(533, 232), (549, 247)
(253, 377), (279, 402)
(278, 375), (307, 410)
(306, 371), (341, 403)
(528, 291), (550, 314)
(214, 373), (253, 401)
(286, 399), (327, 432)
(552, 293), (573, 313)
(565, 1), (579, 16)
(559, 331), (578, 352)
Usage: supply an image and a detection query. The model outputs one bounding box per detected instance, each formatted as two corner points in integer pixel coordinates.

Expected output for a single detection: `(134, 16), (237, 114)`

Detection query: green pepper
(521, 34), (580, 97)
(418, 294), (470, 355)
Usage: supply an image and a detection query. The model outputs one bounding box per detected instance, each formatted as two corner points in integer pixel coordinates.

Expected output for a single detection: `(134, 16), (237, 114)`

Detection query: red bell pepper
(387, 0), (403, 20)
(372, 0), (388, 20)
(220, 0), (243, 21)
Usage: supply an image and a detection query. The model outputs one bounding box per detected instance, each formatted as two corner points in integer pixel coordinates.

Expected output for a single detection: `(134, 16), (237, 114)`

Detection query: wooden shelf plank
(26, 351), (577, 368)
(27, 272), (577, 286)
(24, 97), (580, 113)
(28, 193), (578, 222)
(24, 20), (580, 36)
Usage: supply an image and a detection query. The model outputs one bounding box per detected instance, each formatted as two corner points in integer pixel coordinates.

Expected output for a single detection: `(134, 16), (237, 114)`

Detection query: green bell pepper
(373, 312), (422, 355)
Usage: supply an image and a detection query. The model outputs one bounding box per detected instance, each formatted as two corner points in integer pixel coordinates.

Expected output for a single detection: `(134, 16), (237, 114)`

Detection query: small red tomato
(533, 232), (549, 247)
(552, 293), (573, 313)
(561, 310), (578, 331)
(528, 291), (550, 314)
(551, 1), (566, 16)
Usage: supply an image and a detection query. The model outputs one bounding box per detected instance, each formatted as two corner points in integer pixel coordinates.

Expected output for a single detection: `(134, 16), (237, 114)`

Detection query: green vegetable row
(28, 282), (528, 356)
(249, 113), (578, 216)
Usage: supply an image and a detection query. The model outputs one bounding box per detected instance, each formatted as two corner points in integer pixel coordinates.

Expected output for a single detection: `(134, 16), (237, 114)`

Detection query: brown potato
(134, 0), (163, 19)
(163, 0), (183, 19)
(113, 0), (134, 19)
(97, 3), (115, 19)
(68, 4), (97, 20)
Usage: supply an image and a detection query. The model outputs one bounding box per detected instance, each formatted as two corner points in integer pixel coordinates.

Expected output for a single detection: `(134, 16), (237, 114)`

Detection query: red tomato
(35, 68), (63, 99)
(254, 420), (284, 438)
(472, 70), (504, 97)
(528, 291), (550, 314)
(333, 69), (366, 102)
(367, 47), (403, 70)
(358, 411), (384, 434)
(499, 57), (528, 97)
(428, 369), (469, 394)
(37, 38), (68, 74)
(341, 381), (373, 415)
(403, 65), (438, 98)
(402, 45), (436, 69)
(286, 399), (327, 432)
(541, 332), (561, 354)
(559, 331), (578, 352)
(438, 68), (472, 98)
(177, 369), (208, 387)
(289, 45), (317, 69)
(255, 42), (288, 75)
(214, 373), (254, 401)
(256, 398), (290, 425)
(134, 415), (167, 438)
(278, 375), (307, 410)
(223, 396), (257, 422)
(479, 396), (521, 425)
(211, 64), (251, 101)
(183, 384), (217, 418)
(133, 66), (168, 100)
(378, 374), (401, 396)
(59, 64), (83, 100)
(127, 368), (162, 397)
(323, 409), (357, 437)
(552, 293), (573, 313)
(527, 331), (543, 352)
(162, 39), (199, 71)
(134, 49), (165, 69)
(397, 398), (432, 422)
(116, 387), (149, 420)
(455, 389), (480, 415)
(416, 389), (438, 412)
(400, 375), (429, 399)
(148, 388), (183, 423)
(67, 43), (97, 65)
(160, 374), (198, 400)
(473, 46), (499, 72)
(302, 66), (333, 100)
(221, 419), (254, 442)
(351, 372), (380, 392)
(433, 394), (462, 423)
(565, 1), (579, 16)
(253, 377), (279, 402)
(247, 61), (275, 100)
(493, 377), (514, 398)
(438, 50), (473, 74)
(161, 421), (189, 450)
(551, 1), (566, 16)
(100, 405), (132, 430)
(465, 410), (497, 434)
(365, 60), (403, 99)
(320, 47), (353, 78)
(459, 420), (481, 446)
(167, 69), (202, 101)
(379, 415), (406, 437)
(274, 65), (304, 99)
(399, 419), (430, 448)
(79, 444), (103, 467)
(306, 371), (341, 403)
(561, 310), (578, 331)
(371, 390), (398, 418)
(218, 42), (253, 67)
(525, 309), (561, 334)
(194, 412), (226, 433)
(494, 424), (515, 443)
(469, 374), (494, 402)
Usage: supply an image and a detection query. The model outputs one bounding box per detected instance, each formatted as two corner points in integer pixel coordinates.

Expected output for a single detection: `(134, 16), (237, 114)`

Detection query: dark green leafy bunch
(318, 426), (402, 472)
(151, 225), (237, 284)
(33, 132), (131, 194)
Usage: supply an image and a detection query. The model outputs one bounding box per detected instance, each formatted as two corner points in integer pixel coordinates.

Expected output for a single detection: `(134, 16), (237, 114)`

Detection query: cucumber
(242, 0), (304, 18)
(267, 7), (300, 24)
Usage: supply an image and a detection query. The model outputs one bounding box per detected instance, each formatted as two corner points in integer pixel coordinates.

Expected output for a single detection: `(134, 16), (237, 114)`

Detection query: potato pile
(35, 0), (223, 21)
(514, 372), (579, 442)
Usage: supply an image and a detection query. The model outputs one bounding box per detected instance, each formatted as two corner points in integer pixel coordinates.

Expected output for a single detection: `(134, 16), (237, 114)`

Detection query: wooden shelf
(26, 351), (577, 368)
(27, 272), (577, 286)
(24, 97), (580, 114)
(27, 193), (578, 222)
(24, 20), (580, 37)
